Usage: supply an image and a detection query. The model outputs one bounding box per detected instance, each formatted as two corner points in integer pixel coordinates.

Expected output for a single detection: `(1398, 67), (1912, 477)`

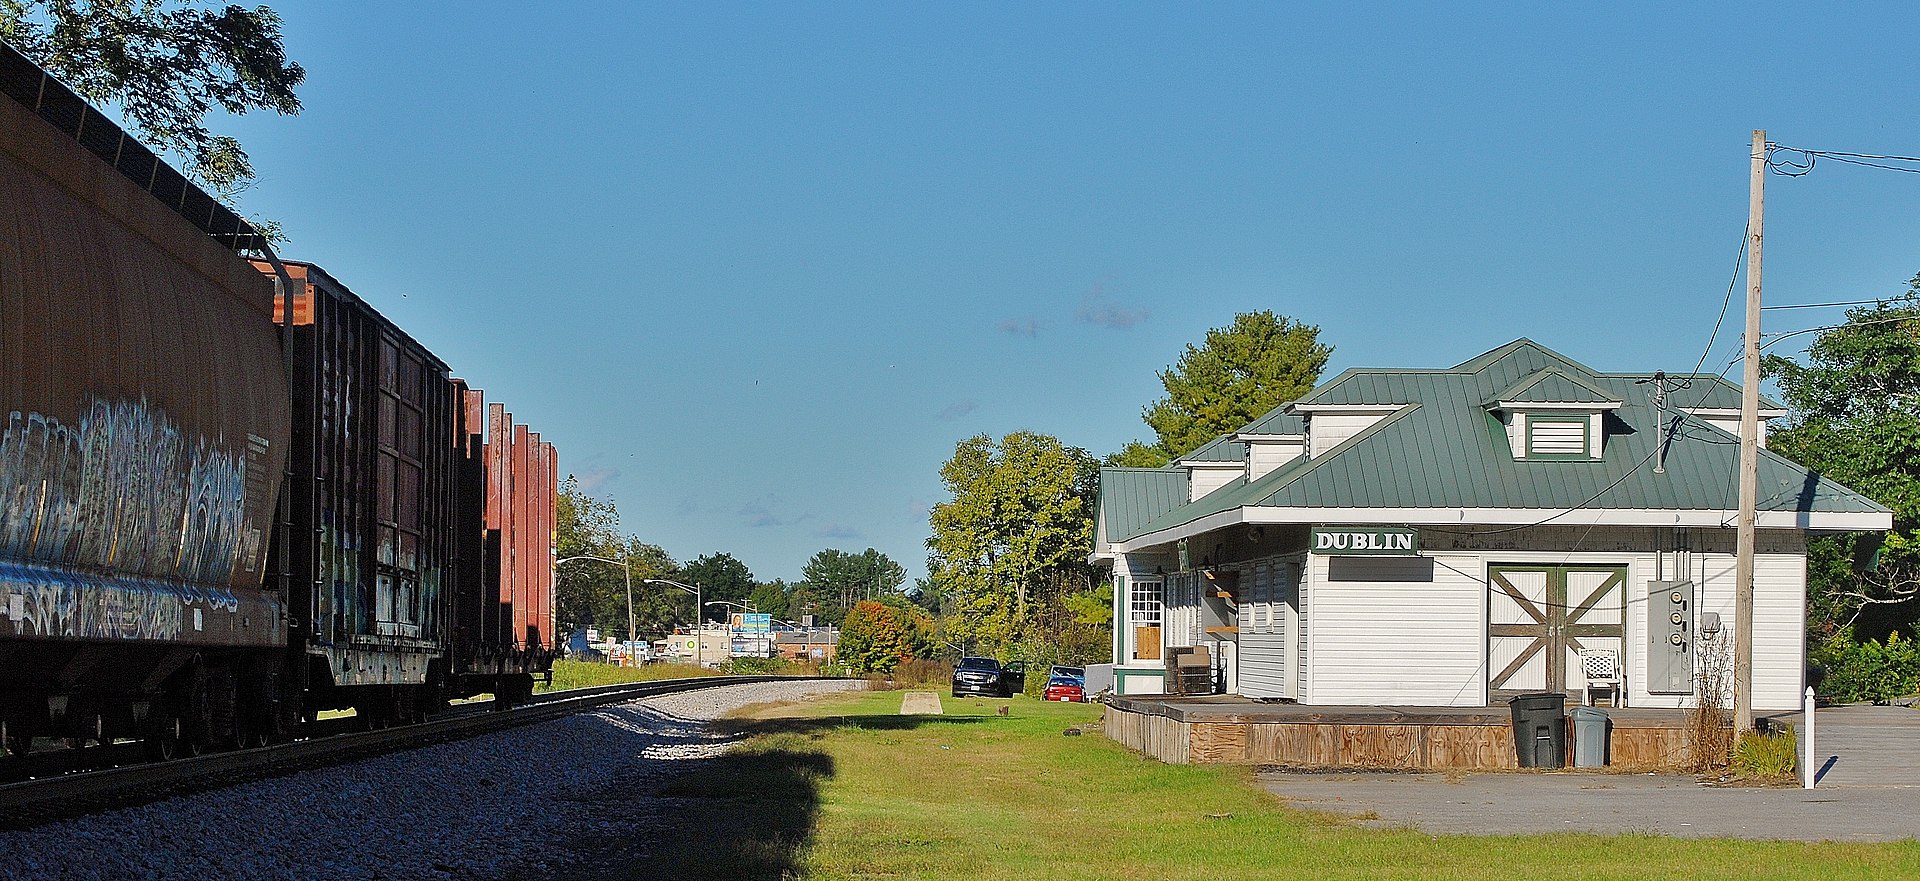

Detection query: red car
(1043, 666), (1087, 702)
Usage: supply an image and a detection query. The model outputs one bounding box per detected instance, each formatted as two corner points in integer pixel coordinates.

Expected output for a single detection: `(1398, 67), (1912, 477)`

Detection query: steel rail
(0, 675), (828, 830)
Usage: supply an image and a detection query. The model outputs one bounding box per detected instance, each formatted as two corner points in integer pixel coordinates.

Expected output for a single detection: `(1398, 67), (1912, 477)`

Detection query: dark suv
(950, 657), (1026, 698)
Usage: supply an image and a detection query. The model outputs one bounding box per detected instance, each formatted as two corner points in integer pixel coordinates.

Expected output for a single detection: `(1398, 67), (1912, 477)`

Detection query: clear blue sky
(222, 4), (1920, 584)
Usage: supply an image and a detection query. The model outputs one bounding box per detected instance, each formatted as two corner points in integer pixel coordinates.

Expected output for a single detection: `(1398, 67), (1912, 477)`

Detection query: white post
(1803, 685), (1817, 789)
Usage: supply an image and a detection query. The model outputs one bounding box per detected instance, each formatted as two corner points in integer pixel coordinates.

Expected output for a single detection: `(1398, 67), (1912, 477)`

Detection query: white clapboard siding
(1306, 553), (1486, 706)
(1246, 439), (1305, 480)
(1187, 465), (1239, 501)
(1308, 413), (1392, 457)
(1690, 553), (1806, 711)
(1621, 549), (1805, 711)
(1237, 557), (1299, 699)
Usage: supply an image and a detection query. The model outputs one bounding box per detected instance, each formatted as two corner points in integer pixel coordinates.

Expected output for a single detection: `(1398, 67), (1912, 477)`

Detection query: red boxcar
(450, 389), (555, 702)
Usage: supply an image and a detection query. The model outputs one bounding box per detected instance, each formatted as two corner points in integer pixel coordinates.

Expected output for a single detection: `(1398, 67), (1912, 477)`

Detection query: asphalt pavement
(1258, 705), (1920, 842)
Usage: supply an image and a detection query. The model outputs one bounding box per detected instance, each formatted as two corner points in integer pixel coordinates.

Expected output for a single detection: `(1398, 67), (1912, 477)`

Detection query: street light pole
(644, 578), (704, 667)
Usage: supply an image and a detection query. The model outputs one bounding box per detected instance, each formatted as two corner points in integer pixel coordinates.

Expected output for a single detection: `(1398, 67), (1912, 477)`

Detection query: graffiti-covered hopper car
(0, 43), (555, 758)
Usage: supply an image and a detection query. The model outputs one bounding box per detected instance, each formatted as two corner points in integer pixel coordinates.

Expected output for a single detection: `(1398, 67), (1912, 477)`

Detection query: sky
(215, 4), (1920, 584)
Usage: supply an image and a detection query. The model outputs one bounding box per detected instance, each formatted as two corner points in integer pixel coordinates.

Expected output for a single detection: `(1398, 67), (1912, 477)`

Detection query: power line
(1759, 314), (1920, 351)
(1768, 144), (1920, 176)
(1761, 298), (1892, 311)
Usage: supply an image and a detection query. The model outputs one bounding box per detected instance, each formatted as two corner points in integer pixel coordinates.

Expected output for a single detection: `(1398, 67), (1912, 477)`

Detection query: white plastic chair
(1581, 649), (1623, 707)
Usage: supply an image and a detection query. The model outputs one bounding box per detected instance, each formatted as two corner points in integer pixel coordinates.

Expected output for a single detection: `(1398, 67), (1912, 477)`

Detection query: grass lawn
(536, 658), (722, 692)
(628, 690), (1920, 881)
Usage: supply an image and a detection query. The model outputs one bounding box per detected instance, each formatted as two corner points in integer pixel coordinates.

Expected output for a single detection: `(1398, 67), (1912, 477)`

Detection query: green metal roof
(1104, 339), (1887, 543)
(1238, 406), (1306, 435)
(1097, 468), (1189, 543)
(1178, 435), (1246, 463)
(1487, 368), (1621, 407)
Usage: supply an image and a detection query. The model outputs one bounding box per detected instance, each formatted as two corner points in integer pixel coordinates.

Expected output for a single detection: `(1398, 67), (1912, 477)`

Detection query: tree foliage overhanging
(1765, 279), (1920, 644)
(1, 0), (304, 199)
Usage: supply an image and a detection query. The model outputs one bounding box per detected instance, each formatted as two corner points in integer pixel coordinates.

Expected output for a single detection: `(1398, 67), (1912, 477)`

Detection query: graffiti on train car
(0, 398), (261, 586)
(0, 560), (247, 641)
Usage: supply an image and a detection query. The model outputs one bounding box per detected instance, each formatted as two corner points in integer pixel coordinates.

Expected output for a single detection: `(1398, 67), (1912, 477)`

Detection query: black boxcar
(257, 261), (464, 723)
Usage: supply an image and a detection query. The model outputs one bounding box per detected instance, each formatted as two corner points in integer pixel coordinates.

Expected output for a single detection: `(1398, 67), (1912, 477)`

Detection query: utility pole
(1734, 129), (1765, 736)
(621, 547), (635, 646)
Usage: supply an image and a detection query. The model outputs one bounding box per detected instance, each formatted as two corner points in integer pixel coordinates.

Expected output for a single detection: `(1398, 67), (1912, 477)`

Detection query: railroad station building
(1094, 339), (1891, 711)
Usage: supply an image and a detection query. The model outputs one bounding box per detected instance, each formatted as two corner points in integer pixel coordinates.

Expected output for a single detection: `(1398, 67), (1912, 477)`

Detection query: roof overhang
(1110, 506), (1893, 553)
(1177, 460), (1244, 470)
(1289, 403), (1407, 414)
(1233, 433), (1306, 443)
(1684, 407), (1790, 420)
(1494, 401), (1624, 411)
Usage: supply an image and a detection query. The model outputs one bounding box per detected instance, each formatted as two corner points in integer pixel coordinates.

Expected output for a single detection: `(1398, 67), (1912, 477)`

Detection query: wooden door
(1488, 566), (1625, 701)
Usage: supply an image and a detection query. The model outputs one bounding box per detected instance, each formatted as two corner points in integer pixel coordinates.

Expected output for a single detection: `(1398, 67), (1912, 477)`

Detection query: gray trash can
(1508, 692), (1567, 769)
(1571, 707), (1610, 768)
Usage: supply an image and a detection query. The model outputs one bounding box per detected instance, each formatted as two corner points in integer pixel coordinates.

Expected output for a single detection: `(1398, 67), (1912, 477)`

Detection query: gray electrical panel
(1648, 579), (1694, 694)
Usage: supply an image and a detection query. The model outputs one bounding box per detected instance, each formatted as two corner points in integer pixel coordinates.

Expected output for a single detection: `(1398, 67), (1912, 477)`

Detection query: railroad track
(0, 674), (824, 830)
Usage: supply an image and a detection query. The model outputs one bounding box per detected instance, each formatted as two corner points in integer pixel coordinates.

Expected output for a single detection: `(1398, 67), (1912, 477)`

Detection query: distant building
(1092, 339), (1890, 709)
(774, 627), (838, 662)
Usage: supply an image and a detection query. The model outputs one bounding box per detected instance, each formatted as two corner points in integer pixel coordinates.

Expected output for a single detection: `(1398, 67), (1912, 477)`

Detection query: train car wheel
(143, 715), (185, 762)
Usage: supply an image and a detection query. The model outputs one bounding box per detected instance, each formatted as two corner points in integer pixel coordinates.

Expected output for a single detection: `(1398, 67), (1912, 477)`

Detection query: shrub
(839, 600), (933, 674)
(888, 658), (952, 690)
(1731, 728), (1798, 780)
(722, 656), (812, 675)
(1811, 630), (1920, 703)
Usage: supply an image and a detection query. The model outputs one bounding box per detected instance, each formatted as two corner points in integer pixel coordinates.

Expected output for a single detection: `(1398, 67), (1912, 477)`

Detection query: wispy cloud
(741, 497), (813, 529)
(1076, 279), (1148, 329)
(573, 466), (621, 495)
(936, 400), (977, 421)
(997, 318), (1040, 337)
(818, 524), (862, 540)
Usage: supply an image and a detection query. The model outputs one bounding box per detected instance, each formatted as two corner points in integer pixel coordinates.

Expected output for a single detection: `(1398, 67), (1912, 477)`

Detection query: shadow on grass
(708, 713), (986, 738)
(572, 714), (982, 881)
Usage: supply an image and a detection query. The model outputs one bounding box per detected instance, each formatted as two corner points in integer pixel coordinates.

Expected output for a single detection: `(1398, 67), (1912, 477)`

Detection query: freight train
(0, 43), (556, 760)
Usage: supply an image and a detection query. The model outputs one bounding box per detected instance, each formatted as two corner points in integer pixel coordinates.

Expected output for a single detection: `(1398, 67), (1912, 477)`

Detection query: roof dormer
(1484, 369), (1623, 461)
(1234, 407), (1307, 479)
(1175, 436), (1246, 501)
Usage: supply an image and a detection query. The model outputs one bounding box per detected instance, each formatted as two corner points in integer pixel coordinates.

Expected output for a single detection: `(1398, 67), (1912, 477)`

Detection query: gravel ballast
(0, 679), (865, 881)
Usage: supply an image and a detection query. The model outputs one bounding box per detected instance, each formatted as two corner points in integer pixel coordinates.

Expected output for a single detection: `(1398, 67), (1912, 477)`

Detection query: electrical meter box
(1648, 579), (1694, 693)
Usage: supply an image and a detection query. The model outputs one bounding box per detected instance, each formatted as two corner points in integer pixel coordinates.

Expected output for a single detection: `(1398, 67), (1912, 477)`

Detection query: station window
(1129, 579), (1162, 627)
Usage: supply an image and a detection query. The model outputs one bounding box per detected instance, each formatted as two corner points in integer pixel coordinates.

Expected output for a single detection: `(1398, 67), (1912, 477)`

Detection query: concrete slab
(900, 691), (943, 715)
(1259, 771), (1920, 841)
(1769, 704), (1920, 787)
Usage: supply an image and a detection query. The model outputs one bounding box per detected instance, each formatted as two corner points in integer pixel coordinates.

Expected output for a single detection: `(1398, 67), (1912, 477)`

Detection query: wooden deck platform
(1104, 695), (1725, 771)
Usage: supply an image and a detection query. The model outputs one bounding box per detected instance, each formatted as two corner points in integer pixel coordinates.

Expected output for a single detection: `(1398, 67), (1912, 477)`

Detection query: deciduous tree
(1765, 284), (1920, 640)
(554, 478), (677, 640)
(678, 552), (756, 621)
(838, 598), (931, 675)
(1, 1), (303, 200)
(926, 431), (1097, 653)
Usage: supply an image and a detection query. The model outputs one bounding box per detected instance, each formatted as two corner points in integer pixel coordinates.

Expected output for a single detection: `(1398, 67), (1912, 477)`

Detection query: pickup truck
(950, 656), (1027, 698)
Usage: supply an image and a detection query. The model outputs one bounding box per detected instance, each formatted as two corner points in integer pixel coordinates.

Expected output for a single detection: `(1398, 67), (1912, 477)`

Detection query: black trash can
(1508, 692), (1567, 769)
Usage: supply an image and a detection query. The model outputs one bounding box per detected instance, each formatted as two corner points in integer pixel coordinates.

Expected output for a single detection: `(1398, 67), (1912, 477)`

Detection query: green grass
(618, 690), (1920, 881)
(537, 658), (721, 692)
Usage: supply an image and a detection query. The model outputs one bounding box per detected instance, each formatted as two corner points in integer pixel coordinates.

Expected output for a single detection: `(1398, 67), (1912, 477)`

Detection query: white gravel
(0, 679), (865, 881)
